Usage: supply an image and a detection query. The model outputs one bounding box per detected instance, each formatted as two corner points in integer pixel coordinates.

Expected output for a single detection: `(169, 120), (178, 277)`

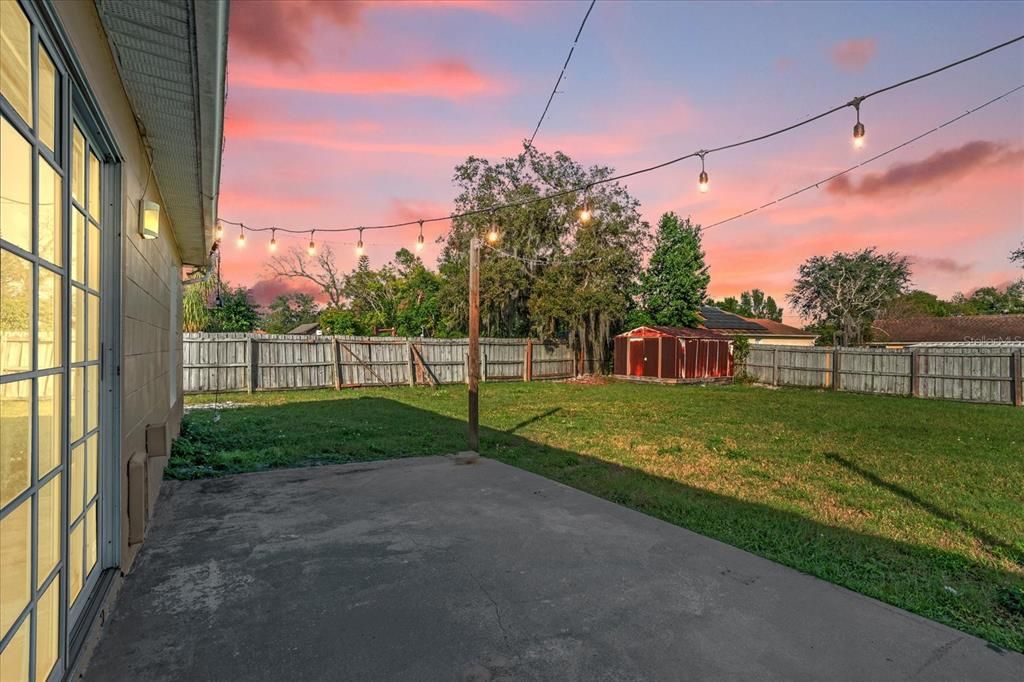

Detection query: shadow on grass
(169, 396), (1024, 652)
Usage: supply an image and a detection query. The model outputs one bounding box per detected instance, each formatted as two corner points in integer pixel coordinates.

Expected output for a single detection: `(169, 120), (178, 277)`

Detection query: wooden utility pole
(466, 238), (481, 454)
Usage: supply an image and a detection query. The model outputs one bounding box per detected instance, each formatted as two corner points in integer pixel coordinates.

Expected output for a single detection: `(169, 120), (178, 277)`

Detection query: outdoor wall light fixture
(416, 220), (425, 251)
(139, 199), (160, 239)
(698, 152), (709, 193)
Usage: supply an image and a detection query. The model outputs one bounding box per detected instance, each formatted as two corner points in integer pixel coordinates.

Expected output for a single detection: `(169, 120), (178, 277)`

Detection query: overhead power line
(524, 0), (597, 152)
(218, 33), (1024, 241)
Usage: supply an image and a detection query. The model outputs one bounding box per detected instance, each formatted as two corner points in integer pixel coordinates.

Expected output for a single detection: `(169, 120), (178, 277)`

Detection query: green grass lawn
(176, 381), (1024, 651)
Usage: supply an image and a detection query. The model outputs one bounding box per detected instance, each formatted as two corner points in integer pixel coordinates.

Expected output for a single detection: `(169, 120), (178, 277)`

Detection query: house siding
(53, 0), (184, 571)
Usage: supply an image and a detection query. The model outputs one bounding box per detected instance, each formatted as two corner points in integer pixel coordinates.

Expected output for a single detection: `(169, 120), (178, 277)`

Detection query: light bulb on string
(698, 152), (709, 193)
(214, 222), (224, 241)
(487, 224), (499, 244)
(356, 228), (364, 256)
(237, 225), (246, 247)
(416, 220), (425, 251)
(578, 187), (593, 224)
(307, 230), (316, 256)
(852, 98), (866, 149)
(269, 228), (277, 252)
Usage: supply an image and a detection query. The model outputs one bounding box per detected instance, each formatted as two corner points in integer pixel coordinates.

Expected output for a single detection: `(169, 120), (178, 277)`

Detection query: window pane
(87, 293), (99, 361)
(72, 209), (86, 283)
(37, 269), (61, 370)
(0, 250), (32, 375)
(69, 521), (83, 605)
(38, 158), (62, 266)
(0, 119), (32, 251)
(70, 442), (84, 521)
(0, 612), (28, 682)
(70, 366), (83, 443)
(86, 364), (98, 433)
(0, 0), (32, 124)
(37, 373), (61, 476)
(70, 286), (84, 363)
(0, 497), (31, 637)
(37, 473), (61, 587)
(86, 504), (97, 574)
(39, 47), (57, 153)
(72, 126), (85, 204)
(0, 379), (31, 508)
(35, 576), (60, 682)
(88, 152), (101, 221)
(86, 434), (97, 503)
(87, 223), (100, 290)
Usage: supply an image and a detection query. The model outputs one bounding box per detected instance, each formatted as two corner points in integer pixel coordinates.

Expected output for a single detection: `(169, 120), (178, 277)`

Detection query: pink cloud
(231, 1), (364, 65)
(827, 140), (1022, 197)
(911, 256), (972, 275)
(230, 60), (508, 99)
(830, 38), (877, 71)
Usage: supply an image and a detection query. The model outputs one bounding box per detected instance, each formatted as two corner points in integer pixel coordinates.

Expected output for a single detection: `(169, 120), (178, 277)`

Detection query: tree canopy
(708, 288), (783, 322)
(788, 248), (911, 345)
(636, 213), (709, 328)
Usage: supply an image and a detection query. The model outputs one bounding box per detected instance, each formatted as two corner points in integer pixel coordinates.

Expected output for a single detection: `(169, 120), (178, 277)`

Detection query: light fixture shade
(140, 200), (160, 240)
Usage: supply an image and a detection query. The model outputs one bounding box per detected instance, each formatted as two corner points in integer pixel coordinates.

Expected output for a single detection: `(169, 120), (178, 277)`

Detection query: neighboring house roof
(287, 323), (320, 335)
(698, 306), (817, 338)
(619, 326), (730, 340)
(699, 306), (765, 332)
(95, 0), (228, 265)
(872, 315), (1024, 344)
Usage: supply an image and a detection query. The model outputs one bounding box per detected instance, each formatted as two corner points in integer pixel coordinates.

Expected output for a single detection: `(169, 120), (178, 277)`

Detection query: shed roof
(744, 319), (817, 338)
(287, 323), (320, 335)
(872, 315), (1024, 343)
(619, 326), (730, 339)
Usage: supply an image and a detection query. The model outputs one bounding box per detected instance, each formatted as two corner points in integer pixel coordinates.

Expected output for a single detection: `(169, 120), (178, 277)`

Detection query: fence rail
(740, 345), (1023, 407)
(183, 333), (577, 394)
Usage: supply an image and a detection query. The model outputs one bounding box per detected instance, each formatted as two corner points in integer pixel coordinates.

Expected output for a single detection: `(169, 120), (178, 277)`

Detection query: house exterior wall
(53, 0), (184, 570)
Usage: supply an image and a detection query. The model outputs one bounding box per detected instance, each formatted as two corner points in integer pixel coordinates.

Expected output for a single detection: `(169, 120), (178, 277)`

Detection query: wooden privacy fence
(183, 333), (577, 394)
(740, 345), (1024, 407)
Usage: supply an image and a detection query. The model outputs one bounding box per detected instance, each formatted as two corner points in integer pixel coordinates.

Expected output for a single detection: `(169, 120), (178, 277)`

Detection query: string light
(237, 224), (246, 247)
(578, 187), (593, 224)
(356, 228), (364, 256)
(698, 152), (709, 193)
(269, 228), (277, 252)
(852, 97), (866, 149)
(416, 220), (425, 251)
(214, 222), (223, 241)
(487, 223), (500, 244)
(307, 230), (316, 256)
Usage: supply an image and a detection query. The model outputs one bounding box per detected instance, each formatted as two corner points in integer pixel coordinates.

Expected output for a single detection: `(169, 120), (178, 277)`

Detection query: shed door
(643, 339), (659, 377)
(628, 340), (645, 376)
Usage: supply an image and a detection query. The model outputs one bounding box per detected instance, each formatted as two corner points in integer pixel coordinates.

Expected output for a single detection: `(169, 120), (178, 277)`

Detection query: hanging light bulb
(852, 102), (866, 149)
(214, 222), (224, 241)
(416, 220), (425, 251)
(307, 230), (316, 256)
(356, 228), (364, 256)
(698, 152), (709, 193)
(578, 188), (593, 224)
(487, 224), (499, 243)
(237, 225), (246, 247)
(269, 228), (277, 252)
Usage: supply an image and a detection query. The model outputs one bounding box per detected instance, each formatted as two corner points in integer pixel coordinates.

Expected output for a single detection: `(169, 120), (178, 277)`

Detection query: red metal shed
(613, 326), (734, 382)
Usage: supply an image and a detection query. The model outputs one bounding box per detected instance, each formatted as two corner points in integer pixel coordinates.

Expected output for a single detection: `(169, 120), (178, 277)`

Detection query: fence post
(406, 341), (415, 387)
(771, 347), (779, 385)
(831, 347), (840, 391)
(482, 352), (488, 383)
(524, 339), (533, 381)
(332, 338), (341, 390)
(910, 349), (920, 398)
(1011, 349), (1022, 407)
(246, 336), (256, 394)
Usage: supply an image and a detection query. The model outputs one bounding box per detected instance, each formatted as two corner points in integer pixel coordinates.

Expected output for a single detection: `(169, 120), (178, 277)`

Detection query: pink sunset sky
(217, 1), (1024, 321)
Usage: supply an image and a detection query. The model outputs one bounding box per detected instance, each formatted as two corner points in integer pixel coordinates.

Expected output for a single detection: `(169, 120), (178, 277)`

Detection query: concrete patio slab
(83, 457), (1022, 681)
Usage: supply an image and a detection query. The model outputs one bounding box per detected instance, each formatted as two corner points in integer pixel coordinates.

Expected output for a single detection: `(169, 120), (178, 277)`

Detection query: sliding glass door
(1, 2), (112, 679)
